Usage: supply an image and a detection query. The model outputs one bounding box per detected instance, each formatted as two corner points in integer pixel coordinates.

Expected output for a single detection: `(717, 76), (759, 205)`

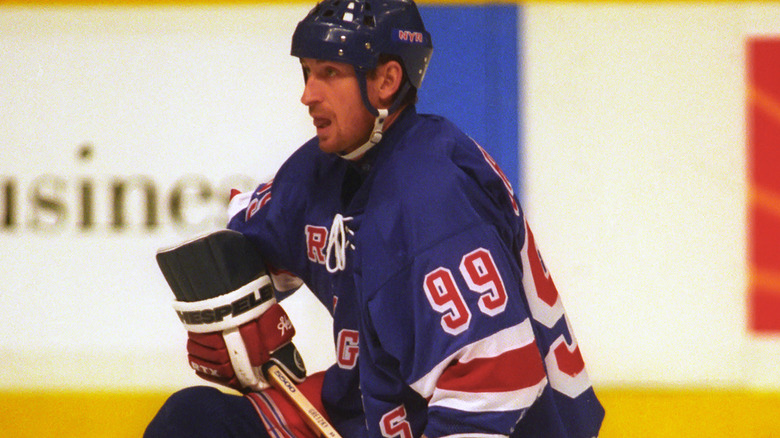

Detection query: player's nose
(300, 79), (321, 107)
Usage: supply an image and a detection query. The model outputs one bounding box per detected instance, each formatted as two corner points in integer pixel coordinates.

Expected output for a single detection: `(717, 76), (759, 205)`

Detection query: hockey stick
(264, 363), (343, 438)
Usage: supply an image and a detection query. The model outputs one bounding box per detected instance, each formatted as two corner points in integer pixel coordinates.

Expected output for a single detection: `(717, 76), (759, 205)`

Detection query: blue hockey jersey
(227, 106), (604, 438)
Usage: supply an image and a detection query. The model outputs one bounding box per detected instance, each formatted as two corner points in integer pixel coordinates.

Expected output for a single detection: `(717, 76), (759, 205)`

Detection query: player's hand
(185, 302), (305, 392)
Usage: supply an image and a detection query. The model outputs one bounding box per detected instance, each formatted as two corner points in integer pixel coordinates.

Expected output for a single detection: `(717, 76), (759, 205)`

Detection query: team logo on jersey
(336, 329), (359, 369)
(305, 225), (328, 264)
(305, 215), (354, 272)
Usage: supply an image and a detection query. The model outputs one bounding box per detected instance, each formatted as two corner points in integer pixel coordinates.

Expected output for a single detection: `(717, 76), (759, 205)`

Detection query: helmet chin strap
(339, 108), (388, 161)
(338, 73), (411, 161)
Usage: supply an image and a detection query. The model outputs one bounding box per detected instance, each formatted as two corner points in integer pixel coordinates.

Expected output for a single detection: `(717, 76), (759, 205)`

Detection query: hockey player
(146, 0), (605, 436)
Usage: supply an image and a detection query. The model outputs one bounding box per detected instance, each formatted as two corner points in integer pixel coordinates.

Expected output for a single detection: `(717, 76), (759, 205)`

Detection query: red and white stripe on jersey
(410, 319), (547, 413)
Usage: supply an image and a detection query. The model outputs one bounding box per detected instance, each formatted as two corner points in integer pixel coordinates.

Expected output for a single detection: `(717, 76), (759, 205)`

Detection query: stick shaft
(265, 364), (343, 438)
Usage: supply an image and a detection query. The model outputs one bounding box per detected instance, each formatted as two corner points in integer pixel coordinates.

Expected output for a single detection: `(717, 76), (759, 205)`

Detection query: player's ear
(376, 60), (404, 106)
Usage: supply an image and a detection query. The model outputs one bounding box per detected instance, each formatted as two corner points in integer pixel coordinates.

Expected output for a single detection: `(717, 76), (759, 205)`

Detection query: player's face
(299, 59), (377, 155)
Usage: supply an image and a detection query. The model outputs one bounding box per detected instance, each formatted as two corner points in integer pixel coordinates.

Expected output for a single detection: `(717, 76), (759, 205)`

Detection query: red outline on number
(379, 405), (413, 438)
(423, 267), (472, 335)
(460, 248), (508, 316)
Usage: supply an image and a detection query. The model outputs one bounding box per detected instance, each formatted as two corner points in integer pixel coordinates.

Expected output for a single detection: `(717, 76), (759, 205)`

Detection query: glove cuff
(172, 275), (275, 333)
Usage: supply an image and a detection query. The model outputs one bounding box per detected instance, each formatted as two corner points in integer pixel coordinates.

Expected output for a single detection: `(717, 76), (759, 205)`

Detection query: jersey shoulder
(382, 113), (514, 207)
(371, 114), (518, 236)
(360, 114), (521, 280)
(376, 113), (477, 205)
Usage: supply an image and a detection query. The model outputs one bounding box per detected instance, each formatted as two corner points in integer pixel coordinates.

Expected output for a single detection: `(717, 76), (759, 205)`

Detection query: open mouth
(313, 117), (331, 130)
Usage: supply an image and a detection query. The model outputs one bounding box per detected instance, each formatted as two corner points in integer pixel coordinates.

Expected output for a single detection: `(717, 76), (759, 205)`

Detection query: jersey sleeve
(226, 140), (326, 296)
(357, 115), (604, 436)
(359, 221), (547, 438)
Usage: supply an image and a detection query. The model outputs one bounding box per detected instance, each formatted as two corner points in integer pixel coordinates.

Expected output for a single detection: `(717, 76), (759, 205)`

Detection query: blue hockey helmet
(291, 0), (433, 115)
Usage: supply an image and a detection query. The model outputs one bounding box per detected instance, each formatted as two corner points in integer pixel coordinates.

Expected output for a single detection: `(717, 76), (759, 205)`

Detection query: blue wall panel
(417, 5), (522, 197)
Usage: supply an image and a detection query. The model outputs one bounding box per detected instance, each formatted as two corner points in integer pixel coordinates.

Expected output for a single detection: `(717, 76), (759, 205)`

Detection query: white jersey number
(521, 221), (592, 399)
(423, 248), (508, 335)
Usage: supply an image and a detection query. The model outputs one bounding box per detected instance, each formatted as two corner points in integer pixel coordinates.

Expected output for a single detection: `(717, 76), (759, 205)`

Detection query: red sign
(748, 38), (780, 333)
